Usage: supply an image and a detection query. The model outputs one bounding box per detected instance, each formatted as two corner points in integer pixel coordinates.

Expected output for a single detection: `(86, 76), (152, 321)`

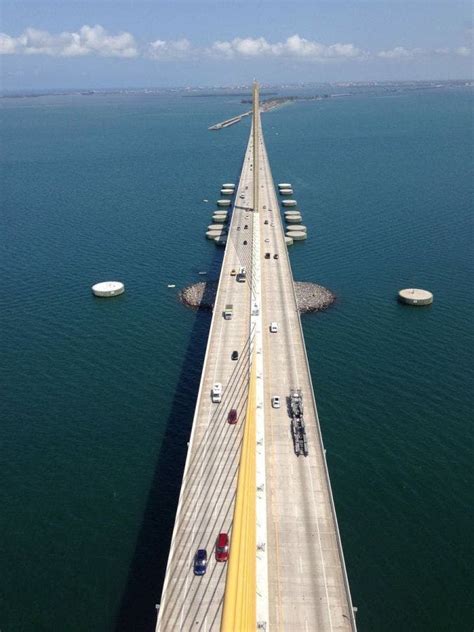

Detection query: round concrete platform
(212, 215), (227, 223)
(221, 189), (234, 195)
(222, 183), (235, 189)
(286, 215), (303, 223)
(286, 224), (307, 232)
(208, 224), (227, 231)
(206, 230), (225, 239)
(278, 183), (292, 188)
(91, 281), (125, 297)
(286, 231), (307, 241)
(398, 288), (433, 305)
(284, 210), (301, 216)
(217, 199), (231, 207)
(279, 189), (294, 195)
(285, 236), (294, 246)
(282, 199), (298, 207)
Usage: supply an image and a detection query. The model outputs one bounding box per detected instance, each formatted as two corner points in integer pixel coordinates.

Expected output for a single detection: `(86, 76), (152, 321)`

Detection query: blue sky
(1, 1), (472, 90)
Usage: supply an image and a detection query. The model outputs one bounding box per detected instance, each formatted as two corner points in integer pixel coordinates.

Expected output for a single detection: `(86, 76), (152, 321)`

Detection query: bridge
(156, 83), (356, 631)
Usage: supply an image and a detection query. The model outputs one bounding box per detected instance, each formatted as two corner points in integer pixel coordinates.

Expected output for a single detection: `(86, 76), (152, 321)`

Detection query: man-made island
(179, 280), (335, 313)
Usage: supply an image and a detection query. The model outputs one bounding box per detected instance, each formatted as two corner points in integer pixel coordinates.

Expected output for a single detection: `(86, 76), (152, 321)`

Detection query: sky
(1, 0), (473, 91)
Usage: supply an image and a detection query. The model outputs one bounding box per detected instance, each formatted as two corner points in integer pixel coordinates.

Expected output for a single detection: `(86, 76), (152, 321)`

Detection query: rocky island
(179, 281), (335, 313)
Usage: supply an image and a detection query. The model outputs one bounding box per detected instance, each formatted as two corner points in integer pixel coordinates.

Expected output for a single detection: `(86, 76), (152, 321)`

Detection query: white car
(264, 238), (269, 243)
(270, 322), (278, 333)
(271, 396), (281, 409)
(211, 383), (222, 403)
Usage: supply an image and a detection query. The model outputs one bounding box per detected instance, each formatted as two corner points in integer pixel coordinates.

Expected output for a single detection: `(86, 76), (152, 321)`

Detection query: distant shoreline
(1, 80), (472, 100)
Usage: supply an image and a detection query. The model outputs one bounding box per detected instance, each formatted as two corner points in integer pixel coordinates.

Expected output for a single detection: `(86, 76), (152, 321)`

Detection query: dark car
(274, 254), (279, 259)
(243, 240), (248, 245)
(227, 409), (237, 425)
(193, 549), (208, 575)
(215, 533), (229, 562)
(264, 220), (269, 225)
(244, 224), (248, 229)
(237, 226), (241, 231)
(231, 350), (238, 361)
(265, 253), (271, 259)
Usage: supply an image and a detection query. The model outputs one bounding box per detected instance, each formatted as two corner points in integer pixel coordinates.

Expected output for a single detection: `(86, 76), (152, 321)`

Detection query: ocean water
(1, 88), (473, 632)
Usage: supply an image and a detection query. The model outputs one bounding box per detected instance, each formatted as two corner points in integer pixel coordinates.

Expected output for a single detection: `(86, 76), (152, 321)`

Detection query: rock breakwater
(179, 281), (335, 313)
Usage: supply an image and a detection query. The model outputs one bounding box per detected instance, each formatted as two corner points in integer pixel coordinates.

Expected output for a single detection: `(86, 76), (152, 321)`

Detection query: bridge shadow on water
(114, 249), (225, 632)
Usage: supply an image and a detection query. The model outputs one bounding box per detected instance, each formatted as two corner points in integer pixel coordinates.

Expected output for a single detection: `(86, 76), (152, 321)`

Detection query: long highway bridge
(156, 83), (356, 631)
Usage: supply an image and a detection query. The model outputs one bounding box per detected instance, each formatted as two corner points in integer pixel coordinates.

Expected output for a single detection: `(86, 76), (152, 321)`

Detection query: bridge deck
(156, 115), (355, 631)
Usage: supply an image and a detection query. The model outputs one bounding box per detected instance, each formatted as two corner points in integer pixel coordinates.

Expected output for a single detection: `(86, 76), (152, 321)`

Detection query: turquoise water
(1, 89), (473, 631)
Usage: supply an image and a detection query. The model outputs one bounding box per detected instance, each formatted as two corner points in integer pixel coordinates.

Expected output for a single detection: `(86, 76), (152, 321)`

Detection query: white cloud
(208, 35), (365, 61)
(455, 46), (471, 57)
(0, 25), (137, 58)
(377, 46), (424, 59)
(1, 28), (471, 65)
(378, 44), (472, 60)
(147, 38), (192, 60)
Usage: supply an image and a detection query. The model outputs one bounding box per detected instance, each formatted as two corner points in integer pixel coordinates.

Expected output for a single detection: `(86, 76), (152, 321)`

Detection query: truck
(290, 388), (308, 456)
(211, 383), (222, 403)
(223, 304), (233, 320)
(236, 267), (246, 283)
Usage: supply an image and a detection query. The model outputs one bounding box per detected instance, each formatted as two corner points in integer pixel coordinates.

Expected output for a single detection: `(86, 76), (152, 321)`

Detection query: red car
(227, 409), (237, 425)
(215, 533), (229, 562)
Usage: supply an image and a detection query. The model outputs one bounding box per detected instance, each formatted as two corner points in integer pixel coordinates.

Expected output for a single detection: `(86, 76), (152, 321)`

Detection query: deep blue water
(1, 88), (473, 631)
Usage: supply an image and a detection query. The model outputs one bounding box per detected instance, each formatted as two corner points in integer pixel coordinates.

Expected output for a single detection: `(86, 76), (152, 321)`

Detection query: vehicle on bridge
(211, 383), (222, 403)
(193, 549), (208, 576)
(227, 409), (237, 424)
(223, 304), (233, 319)
(236, 267), (247, 282)
(215, 533), (229, 562)
(270, 322), (278, 333)
(272, 396), (281, 409)
(290, 388), (308, 456)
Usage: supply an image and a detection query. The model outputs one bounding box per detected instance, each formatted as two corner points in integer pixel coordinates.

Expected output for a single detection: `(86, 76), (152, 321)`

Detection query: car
(265, 253), (271, 259)
(263, 205), (266, 209)
(244, 224), (248, 229)
(231, 350), (238, 361)
(215, 533), (229, 561)
(230, 269), (237, 276)
(245, 215), (249, 219)
(264, 220), (269, 225)
(271, 396), (281, 409)
(270, 322), (278, 333)
(240, 194), (245, 199)
(274, 254), (279, 259)
(243, 240), (248, 245)
(193, 549), (208, 575)
(265, 238), (270, 243)
(237, 226), (241, 231)
(227, 409), (238, 424)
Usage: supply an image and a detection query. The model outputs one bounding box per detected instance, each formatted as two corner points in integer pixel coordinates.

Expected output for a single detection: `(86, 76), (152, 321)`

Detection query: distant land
(1, 79), (472, 100)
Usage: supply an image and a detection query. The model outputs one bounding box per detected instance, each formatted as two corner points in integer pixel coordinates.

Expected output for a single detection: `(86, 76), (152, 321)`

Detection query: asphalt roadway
(156, 119), (356, 631)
